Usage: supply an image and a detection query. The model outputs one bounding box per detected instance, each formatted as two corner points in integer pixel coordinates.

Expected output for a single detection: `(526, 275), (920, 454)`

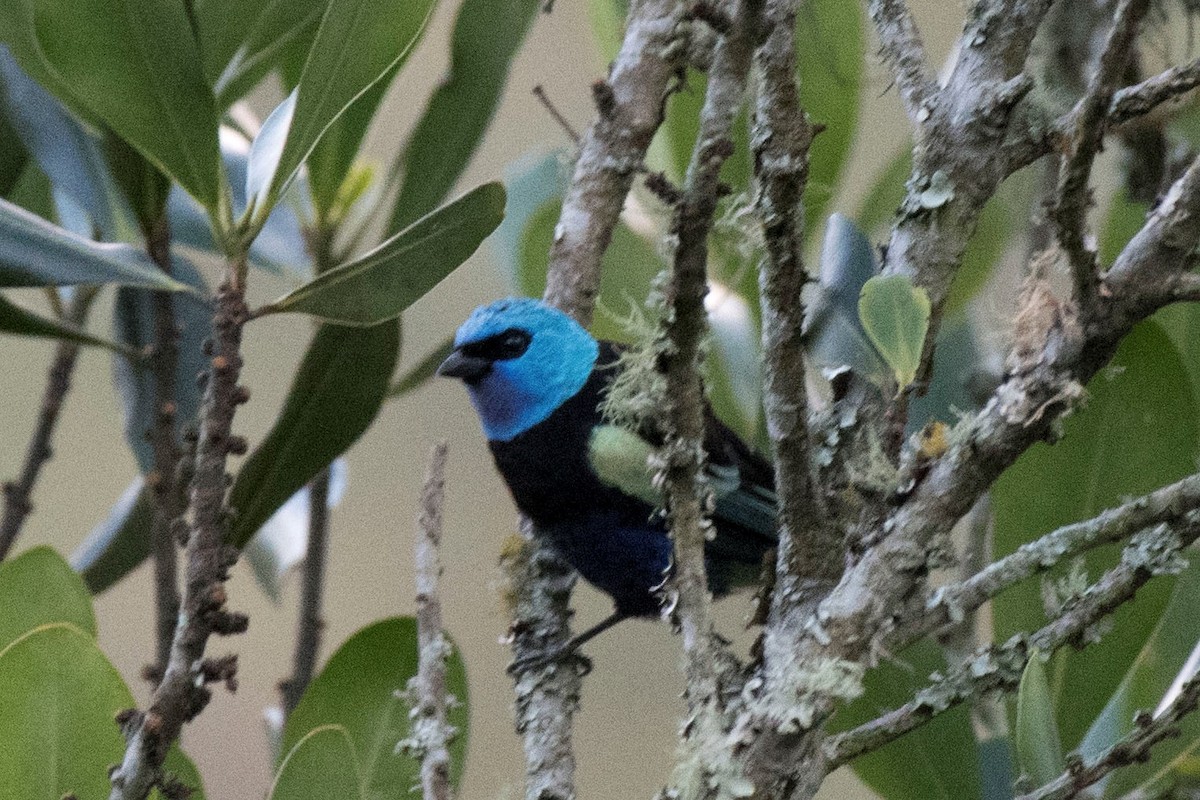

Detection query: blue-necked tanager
(438, 297), (777, 662)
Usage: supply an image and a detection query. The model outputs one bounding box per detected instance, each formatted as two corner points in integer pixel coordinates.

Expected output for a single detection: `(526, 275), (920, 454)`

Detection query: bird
(437, 297), (778, 665)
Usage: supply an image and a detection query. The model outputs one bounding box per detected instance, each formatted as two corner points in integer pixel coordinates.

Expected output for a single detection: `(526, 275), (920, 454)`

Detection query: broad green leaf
(245, 0), (435, 223)
(832, 639), (982, 800)
(270, 725), (363, 800)
(245, 459), (348, 602)
(858, 274), (931, 388)
(71, 478), (152, 594)
(0, 291), (125, 351)
(0, 47), (134, 240)
(6, 161), (54, 219)
(386, 0), (540, 233)
(805, 213), (887, 380)
(1079, 561), (1200, 796)
(0, 197), (187, 290)
(258, 183), (504, 325)
(0, 624), (205, 800)
(282, 617), (470, 794)
(0, 0), (221, 208)
(195, 0), (325, 108)
(993, 322), (1199, 750)
(388, 337), (454, 399)
(0, 547), (95, 650)
(0, 110), (26, 198)
(1016, 652), (1066, 787)
(111, 254), (213, 474)
(906, 316), (984, 435)
(229, 321), (399, 547)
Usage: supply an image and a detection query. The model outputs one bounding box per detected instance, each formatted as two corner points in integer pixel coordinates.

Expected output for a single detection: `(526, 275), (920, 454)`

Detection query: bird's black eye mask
(459, 328), (532, 362)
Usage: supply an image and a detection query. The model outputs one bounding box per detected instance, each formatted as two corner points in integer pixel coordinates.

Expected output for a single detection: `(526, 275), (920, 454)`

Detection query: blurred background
(1, 3), (976, 797)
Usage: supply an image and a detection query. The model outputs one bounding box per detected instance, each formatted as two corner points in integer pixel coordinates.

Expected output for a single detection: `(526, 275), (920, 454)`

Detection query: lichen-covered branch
(281, 466), (332, 715)
(1017, 678), (1200, 800)
(406, 442), (455, 800)
(895, 472), (1200, 651)
(1109, 57), (1200, 127)
(866, 0), (935, 123)
(541, 0), (687, 320)
(825, 514), (1200, 767)
(0, 290), (93, 561)
(109, 270), (251, 800)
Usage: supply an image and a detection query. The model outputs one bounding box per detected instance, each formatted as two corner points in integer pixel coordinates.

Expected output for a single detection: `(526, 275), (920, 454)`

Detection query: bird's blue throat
(455, 298), (600, 441)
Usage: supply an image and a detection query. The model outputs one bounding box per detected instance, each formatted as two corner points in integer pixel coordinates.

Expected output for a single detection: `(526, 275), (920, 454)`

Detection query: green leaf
(0, 546), (95, 650)
(1078, 560), (1200, 796)
(858, 274), (931, 388)
(0, 623), (205, 800)
(71, 478), (152, 594)
(282, 617), (470, 794)
(992, 322), (1199, 750)
(245, 0), (436, 222)
(0, 48), (135, 240)
(270, 725), (363, 800)
(0, 291), (125, 351)
(1016, 652), (1066, 787)
(388, 337), (454, 399)
(229, 320), (399, 548)
(0, 196), (187, 290)
(112, 254), (213, 474)
(832, 639), (982, 799)
(195, 0), (325, 108)
(258, 183), (504, 325)
(386, 0), (540, 233)
(0, 108), (27, 198)
(0, 0), (221, 208)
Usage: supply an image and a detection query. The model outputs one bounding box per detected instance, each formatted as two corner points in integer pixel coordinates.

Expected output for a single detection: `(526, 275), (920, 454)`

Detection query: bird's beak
(436, 349), (492, 382)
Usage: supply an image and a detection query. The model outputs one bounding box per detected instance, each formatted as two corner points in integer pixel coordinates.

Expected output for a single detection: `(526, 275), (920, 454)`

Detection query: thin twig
(825, 513), (1200, 767)
(1017, 677), (1200, 800)
(406, 442), (455, 800)
(146, 216), (183, 677)
(281, 466), (332, 715)
(1050, 0), (1151, 306)
(0, 290), (93, 561)
(109, 269), (251, 800)
(1109, 56), (1200, 127)
(532, 85), (581, 145)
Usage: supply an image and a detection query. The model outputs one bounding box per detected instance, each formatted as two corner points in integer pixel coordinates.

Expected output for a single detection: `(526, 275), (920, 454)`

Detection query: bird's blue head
(437, 298), (600, 442)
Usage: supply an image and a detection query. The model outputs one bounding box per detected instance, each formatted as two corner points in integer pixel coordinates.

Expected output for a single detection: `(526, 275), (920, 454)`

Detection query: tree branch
(866, 0), (935, 123)
(541, 0), (688, 321)
(825, 513), (1200, 768)
(1108, 56), (1200, 128)
(145, 217), (183, 678)
(0, 289), (93, 561)
(109, 270), (251, 800)
(407, 442), (455, 800)
(281, 466), (332, 715)
(1050, 0), (1151, 306)
(894, 472), (1200, 651)
(1017, 678), (1200, 800)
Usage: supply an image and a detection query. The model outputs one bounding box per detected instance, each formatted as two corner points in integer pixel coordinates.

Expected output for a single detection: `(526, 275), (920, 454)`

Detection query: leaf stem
(281, 466), (332, 715)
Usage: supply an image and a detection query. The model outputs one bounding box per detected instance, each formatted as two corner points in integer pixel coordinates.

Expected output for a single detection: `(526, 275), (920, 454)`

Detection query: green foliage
(282, 617), (470, 795)
(0, 0), (221, 208)
(858, 274), (931, 389)
(0, 546), (95, 649)
(1016, 652), (1066, 787)
(0, 292), (124, 351)
(993, 322), (1200, 750)
(245, 0), (435, 224)
(389, 337), (456, 399)
(229, 321), (400, 548)
(387, 0), (540, 233)
(269, 726), (364, 800)
(259, 183), (505, 325)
